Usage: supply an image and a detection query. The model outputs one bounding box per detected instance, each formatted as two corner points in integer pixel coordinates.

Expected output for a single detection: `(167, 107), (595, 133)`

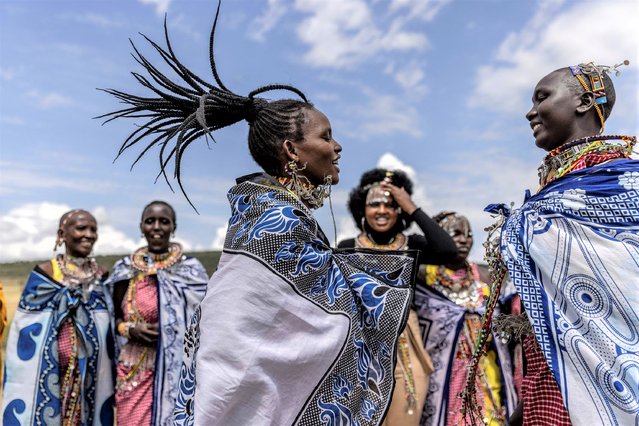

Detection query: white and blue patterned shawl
(488, 158), (639, 426)
(2, 268), (115, 426)
(173, 173), (418, 426)
(414, 282), (518, 426)
(105, 255), (207, 426)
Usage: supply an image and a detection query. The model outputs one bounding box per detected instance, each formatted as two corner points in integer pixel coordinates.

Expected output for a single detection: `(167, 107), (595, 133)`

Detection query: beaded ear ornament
(569, 60), (629, 133)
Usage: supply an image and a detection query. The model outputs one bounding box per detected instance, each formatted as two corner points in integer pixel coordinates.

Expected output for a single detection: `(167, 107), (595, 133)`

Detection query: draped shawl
(104, 255), (207, 426)
(2, 269), (115, 426)
(413, 279), (518, 425)
(173, 173), (417, 426)
(489, 159), (639, 425)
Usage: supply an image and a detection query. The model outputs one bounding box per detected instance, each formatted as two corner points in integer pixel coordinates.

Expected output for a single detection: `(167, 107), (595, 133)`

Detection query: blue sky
(1, 0), (637, 262)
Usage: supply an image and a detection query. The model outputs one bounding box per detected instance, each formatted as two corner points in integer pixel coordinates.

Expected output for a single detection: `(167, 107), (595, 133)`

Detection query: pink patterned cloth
(58, 319), (81, 425)
(116, 274), (159, 426)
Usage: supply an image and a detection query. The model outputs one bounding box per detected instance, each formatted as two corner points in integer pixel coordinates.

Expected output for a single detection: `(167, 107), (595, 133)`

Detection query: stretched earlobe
(576, 91), (596, 114)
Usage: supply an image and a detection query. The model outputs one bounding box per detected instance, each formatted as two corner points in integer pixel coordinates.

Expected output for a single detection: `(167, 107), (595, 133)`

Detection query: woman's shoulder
(337, 238), (356, 249)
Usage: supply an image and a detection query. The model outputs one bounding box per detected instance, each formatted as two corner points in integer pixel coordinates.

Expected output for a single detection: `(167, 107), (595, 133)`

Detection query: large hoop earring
(361, 217), (367, 231)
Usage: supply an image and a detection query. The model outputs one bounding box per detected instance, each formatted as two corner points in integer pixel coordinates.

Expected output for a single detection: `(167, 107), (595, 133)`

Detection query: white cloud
(294, 0), (428, 69)
(469, 0), (639, 114)
(385, 60), (427, 93)
(249, 0), (287, 41)
(389, 0), (451, 22)
(138, 0), (171, 15)
(27, 90), (73, 109)
(211, 224), (228, 250)
(0, 203), (199, 262)
(344, 90), (422, 139)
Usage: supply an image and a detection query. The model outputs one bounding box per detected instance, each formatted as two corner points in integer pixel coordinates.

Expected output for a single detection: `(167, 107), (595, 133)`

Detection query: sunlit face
(445, 218), (473, 262)
(364, 186), (399, 233)
(526, 70), (582, 151)
(140, 203), (175, 254)
(291, 108), (342, 186)
(61, 212), (98, 258)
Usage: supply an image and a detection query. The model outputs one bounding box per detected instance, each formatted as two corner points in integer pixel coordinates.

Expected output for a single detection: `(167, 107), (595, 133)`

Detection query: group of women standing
(2, 202), (207, 426)
(2, 7), (524, 426)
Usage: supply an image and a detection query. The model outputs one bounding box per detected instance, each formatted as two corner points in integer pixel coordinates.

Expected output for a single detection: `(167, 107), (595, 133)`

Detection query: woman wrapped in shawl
(338, 168), (457, 426)
(462, 61), (638, 426)
(2, 210), (115, 425)
(100, 4), (419, 425)
(104, 201), (207, 425)
(415, 212), (519, 425)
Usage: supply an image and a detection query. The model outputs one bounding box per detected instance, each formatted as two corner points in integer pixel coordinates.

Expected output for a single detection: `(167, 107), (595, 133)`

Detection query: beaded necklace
(537, 134), (635, 189)
(277, 176), (331, 209)
(56, 254), (100, 287)
(355, 232), (408, 250)
(130, 242), (183, 274)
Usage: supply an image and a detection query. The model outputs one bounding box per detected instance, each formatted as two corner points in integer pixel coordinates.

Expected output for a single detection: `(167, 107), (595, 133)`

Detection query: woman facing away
(2, 210), (115, 426)
(104, 201), (208, 425)
(100, 5), (421, 425)
(337, 168), (457, 426)
(415, 212), (519, 425)
(462, 61), (638, 426)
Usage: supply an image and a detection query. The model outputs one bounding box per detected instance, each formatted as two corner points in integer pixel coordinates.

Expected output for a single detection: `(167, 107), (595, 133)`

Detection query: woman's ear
(282, 139), (299, 162)
(576, 91), (596, 114)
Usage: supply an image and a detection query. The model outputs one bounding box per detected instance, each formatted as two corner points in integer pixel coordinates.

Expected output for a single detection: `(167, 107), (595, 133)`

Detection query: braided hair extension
(98, 2), (312, 211)
(347, 168), (415, 233)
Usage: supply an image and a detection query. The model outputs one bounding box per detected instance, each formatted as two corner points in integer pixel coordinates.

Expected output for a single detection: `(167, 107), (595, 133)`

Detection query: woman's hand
(379, 180), (417, 215)
(129, 322), (159, 346)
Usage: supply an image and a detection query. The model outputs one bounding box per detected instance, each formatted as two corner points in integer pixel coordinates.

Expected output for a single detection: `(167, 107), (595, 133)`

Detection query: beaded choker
(537, 134), (636, 189)
(355, 232), (408, 250)
(277, 176), (331, 209)
(56, 254), (100, 287)
(131, 242), (183, 274)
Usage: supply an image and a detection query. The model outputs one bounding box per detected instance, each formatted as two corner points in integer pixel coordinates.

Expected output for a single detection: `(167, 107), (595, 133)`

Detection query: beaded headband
(569, 60), (629, 133)
(363, 171), (395, 206)
(60, 209), (83, 228)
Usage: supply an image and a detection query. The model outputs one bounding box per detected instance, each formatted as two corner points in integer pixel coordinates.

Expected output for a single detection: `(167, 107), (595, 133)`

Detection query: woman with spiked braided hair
(101, 5), (421, 425)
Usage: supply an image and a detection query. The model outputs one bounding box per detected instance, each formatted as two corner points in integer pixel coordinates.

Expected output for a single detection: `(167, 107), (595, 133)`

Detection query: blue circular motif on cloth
(597, 364), (639, 411)
(565, 275), (610, 319)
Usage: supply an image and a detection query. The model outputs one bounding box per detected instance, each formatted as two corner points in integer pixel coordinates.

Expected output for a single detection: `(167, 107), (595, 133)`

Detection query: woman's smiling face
(289, 108), (342, 186)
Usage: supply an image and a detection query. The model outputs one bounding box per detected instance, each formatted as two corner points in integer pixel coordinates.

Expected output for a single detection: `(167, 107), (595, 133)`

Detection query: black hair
(141, 200), (177, 226)
(98, 2), (312, 210)
(558, 67), (616, 122)
(347, 168), (414, 234)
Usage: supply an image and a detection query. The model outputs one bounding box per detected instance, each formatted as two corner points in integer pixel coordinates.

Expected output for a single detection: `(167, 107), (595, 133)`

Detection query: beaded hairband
(61, 209), (83, 227)
(363, 171), (395, 205)
(569, 60), (629, 133)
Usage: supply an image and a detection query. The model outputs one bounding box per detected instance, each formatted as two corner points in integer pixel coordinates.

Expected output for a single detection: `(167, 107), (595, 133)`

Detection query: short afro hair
(347, 168), (415, 233)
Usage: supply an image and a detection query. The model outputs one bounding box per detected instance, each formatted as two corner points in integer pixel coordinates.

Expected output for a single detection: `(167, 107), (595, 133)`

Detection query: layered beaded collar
(131, 242), (184, 274)
(355, 232), (408, 250)
(537, 134), (636, 190)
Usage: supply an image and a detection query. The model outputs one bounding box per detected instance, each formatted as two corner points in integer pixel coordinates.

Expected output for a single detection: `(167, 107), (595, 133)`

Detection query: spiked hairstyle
(98, 3), (313, 210)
